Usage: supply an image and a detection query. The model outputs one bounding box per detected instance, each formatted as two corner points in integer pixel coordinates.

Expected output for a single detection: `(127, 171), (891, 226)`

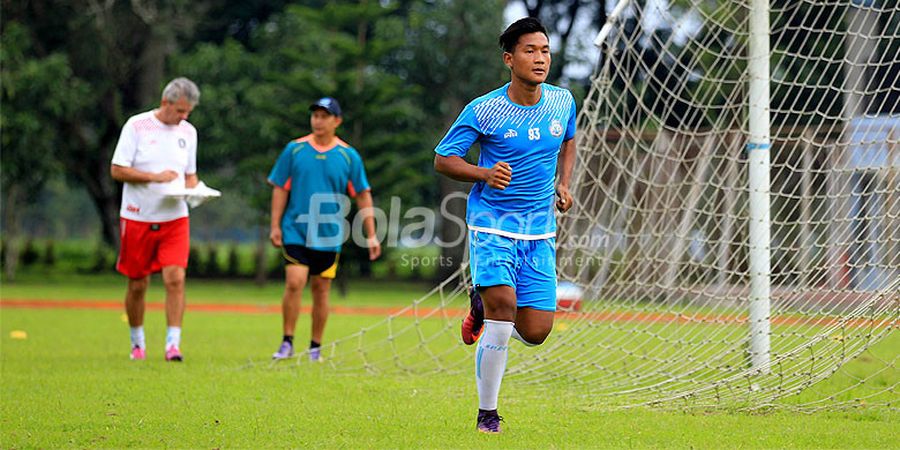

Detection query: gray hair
(161, 77), (200, 105)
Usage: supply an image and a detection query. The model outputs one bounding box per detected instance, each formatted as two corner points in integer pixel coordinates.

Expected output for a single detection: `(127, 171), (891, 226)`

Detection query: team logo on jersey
(504, 129), (518, 139)
(178, 138), (186, 148)
(549, 120), (564, 138)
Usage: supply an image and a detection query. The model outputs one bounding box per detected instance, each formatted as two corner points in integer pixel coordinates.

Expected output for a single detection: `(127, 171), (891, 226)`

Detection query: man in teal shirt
(268, 97), (381, 361)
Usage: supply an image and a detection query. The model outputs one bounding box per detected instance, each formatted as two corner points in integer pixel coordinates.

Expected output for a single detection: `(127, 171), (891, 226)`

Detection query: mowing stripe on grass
(0, 299), (889, 329)
(0, 298), (462, 317)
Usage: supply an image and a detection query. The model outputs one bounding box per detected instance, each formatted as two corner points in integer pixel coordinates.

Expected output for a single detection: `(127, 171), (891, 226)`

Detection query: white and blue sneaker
(272, 341), (294, 360)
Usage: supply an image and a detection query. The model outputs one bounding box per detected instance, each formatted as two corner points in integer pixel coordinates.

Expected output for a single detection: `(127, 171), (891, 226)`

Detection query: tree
(173, 1), (431, 282)
(1, 23), (88, 280)
(2, 0), (208, 247)
(395, 0), (508, 279)
(518, 0), (606, 87)
(172, 0), (510, 282)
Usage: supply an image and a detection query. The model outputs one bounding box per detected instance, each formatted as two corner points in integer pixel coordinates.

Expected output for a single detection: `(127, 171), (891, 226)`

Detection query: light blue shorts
(468, 230), (557, 312)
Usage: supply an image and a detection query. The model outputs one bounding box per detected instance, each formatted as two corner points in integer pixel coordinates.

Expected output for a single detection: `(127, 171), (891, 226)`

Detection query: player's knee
(311, 290), (329, 305)
(164, 275), (184, 292)
(520, 329), (550, 346)
(285, 278), (304, 293)
(311, 281), (329, 296)
(127, 278), (149, 294)
(486, 301), (517, 320)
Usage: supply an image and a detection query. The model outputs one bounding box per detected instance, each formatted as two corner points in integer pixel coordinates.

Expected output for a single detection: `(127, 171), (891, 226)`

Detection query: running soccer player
(268, 97), (382, 362)
(111, 77), (201, 362)
(433, 17), (577, 433)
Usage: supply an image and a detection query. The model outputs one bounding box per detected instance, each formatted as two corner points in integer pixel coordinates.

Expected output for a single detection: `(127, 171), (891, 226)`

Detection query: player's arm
(433, 104), (512, 189)
(185, 173), (199, 188)
(354, 190), (382, 261)
(556, 137), (576, 212)
(110, 164), (178, 183)
(269, 185), (288, 248)
(433, 155), (512, 190)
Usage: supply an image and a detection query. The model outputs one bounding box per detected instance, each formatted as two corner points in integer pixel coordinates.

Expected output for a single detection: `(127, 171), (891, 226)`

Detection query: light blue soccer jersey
(434, 83), (577, 238)
(268, 135), (370, 252)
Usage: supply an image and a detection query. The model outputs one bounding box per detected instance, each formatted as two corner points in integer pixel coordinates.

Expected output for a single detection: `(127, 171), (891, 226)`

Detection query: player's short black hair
(499, 17), (549, 53)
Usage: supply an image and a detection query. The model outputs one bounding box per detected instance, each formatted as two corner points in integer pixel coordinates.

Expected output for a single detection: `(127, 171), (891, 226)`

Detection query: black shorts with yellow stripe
(281, 245), (339, 279)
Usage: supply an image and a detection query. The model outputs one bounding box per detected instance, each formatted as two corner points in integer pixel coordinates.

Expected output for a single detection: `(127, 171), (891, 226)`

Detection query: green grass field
(1, 273), (898, 448)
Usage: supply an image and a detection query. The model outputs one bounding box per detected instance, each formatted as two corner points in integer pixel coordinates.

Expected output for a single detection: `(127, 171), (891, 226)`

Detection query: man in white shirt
(110, 77), (200, 362)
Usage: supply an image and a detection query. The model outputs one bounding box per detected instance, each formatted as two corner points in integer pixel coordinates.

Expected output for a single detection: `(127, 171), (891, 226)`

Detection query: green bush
(3, 238), (444, 282)
(227, 245), (241, 277)
(88, 244), (115, 273)
(268, 250), (283, 280)
(44, 240), (56, 266)
(187, 246), (202, 277)
(20, 240), (40, 266)
(204, 245), (222, 277)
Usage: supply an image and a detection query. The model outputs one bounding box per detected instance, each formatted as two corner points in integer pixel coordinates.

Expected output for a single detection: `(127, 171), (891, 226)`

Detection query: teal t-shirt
(268, 135), (370, 252)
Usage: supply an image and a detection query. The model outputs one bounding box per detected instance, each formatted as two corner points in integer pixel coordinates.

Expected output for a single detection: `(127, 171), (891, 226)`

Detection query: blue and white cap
(309, 97), (342, 116)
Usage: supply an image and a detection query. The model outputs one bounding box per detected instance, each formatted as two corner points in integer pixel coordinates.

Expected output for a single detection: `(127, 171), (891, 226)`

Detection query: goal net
(277, 0), (899, 411)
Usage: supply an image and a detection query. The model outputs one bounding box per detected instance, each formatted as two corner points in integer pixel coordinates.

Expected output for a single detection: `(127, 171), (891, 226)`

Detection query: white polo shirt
(111, 110), (198, 222)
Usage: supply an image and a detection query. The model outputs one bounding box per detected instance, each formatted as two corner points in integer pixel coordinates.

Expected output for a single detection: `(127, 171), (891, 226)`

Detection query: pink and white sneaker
(130, 346), (146, 361)
(165, 346), (183, 362)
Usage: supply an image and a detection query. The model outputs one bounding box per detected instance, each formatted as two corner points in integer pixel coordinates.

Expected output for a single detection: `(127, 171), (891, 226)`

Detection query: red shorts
(116, 217), (190, 279)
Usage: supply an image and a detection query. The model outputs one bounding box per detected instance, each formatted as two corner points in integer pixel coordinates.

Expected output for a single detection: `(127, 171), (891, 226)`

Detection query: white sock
(476, 320), (513, 411)
(130, 326), (145, 349)
(511, 326), (539, 347)
(166, 327), (182, 350)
